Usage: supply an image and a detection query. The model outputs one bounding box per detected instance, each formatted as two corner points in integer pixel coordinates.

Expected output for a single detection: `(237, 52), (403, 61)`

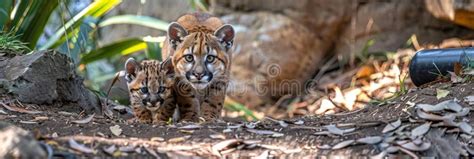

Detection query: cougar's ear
(125, 57), (140, 82)
(168, 22), (188, 49)
(161, 57), (174, 75)
(214, 24), (235, 51)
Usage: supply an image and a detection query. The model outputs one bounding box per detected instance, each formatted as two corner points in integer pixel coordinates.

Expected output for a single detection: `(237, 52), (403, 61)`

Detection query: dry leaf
(103, 145), (117, 156)
(118, 145), (135, 152)
(58, 111), (77, 116)
(464, 96), (474, 105)
(179, 124), (202, 130)
(399, 141), (431, 151)
(436, 88), (450, 99)
(271, 133), (284, 138)
(356, 65), (375, 79)
(34, 116), (49, 121)
(386, 146), (399, 153)
(454, 62), (463, 76)
(211, 139), (241, 157)
(452, 108), (469, 117)
(437, 100), (462, 112)
(293, 120), (304, 125)
(448, 71), (464, 83)
(325, 125), (355, 135)
(168, 135), (190, 143)
(382, 119), (401, 133)
(442, 114), (459, 127)
(210, 134), (226, 140)
(416, 109), (444, 121)
(0, 103), (42, 114)
(356, 136), (383, 144)
(223, 128), (232, 133)
(144, 147), (159, 158)
(150, 137), (164, 142)
(411, 122), (431, 137)
(317, 144), (332, 149)
(245, 122), (259, 129)
(332, 140), (355, 150)
(278, 120), (288, 128)
(416, 103), (444, 112)
(68, 139), (95, 154)
(72, 113), (95, 124)
(19, 120), (37, 124)
(179, 130), (194, 134)
(109, 125), (122, 136)
(246, 129), (278, 135)
(313, 131), (332, 136)
(0, 109), (7, 115)
(459, 122), (473, 134)
(371, 151), (387, 159)
(254, 150), (269, 159)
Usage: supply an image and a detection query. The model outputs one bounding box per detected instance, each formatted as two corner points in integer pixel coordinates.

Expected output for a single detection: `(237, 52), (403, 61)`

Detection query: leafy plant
(224, 98), (259, 121)
(188, 0), (209, 12)
(0, 32), (30, 54)
(0, 0), (59, 49)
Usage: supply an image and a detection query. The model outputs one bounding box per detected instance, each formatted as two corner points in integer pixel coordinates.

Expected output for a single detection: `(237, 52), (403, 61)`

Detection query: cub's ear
(161, 57), (174, 75)
(214, 24), (235, 51)
(125, 57), (139, 82)
(168, 22), (188, 49)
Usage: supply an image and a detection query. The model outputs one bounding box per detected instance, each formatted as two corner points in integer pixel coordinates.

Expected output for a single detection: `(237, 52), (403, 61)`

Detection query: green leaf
(19, 1), (58, 48)
(145, 42), (162, 60)
(224, 98), (258, 121)
(98, 15), (169, 31)
(436, 88), (450, 100)
(40, 0), (121, 50)
(189, 0), (208, 12)
(9, 0), (32, 33)
(0, 0), (13, 29)
(80, 38), (147, 64)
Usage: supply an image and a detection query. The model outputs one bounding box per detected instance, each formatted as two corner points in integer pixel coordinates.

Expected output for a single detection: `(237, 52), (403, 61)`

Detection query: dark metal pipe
(409, 47), (474, 86)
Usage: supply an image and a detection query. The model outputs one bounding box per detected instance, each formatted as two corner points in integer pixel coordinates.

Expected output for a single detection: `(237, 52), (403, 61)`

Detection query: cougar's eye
(158, 86), (165, 93)
(140, 87), (149, 94)
(206, 55), (216, 63)
(184, 55), (194, 62)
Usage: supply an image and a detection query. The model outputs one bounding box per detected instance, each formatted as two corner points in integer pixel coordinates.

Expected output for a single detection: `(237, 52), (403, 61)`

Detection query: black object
(409, 47), (474, 86)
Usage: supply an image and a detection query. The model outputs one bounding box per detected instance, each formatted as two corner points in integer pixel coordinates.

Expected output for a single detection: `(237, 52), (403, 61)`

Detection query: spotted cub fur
(124, 58), (176, 124)
(162, 13), (235, 122)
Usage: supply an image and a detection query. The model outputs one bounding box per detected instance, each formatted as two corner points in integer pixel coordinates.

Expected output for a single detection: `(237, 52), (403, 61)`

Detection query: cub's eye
(184, 55), (194, 62)
(158, 86), (165, 93)
(206, 55), (216, 63)
(140, 87), (149, 94)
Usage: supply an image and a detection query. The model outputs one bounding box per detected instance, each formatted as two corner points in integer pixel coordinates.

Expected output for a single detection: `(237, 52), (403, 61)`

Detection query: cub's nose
(143, 95), (163, 106)
(193, 72), (204, 80)
(149, 95), (164, 106)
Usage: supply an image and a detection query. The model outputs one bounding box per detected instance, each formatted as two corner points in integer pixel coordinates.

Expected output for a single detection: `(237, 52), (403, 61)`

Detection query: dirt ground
(1, 79), (474, 158)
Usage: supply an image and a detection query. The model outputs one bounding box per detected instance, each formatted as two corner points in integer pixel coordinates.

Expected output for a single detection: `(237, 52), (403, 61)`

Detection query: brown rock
(223, 12), (324, 106)
(425, 0), (474, 29)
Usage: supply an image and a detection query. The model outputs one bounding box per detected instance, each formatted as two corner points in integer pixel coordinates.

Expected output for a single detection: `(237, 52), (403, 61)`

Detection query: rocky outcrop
(210, 0), (473, 106)
(0, 121), (47, 159)
(0, 50), (100, 113)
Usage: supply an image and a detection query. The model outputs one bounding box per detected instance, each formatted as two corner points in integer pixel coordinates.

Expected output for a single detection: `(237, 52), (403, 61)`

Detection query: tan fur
(163, 13), (234, 122)
(125, 60), (176, 124)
